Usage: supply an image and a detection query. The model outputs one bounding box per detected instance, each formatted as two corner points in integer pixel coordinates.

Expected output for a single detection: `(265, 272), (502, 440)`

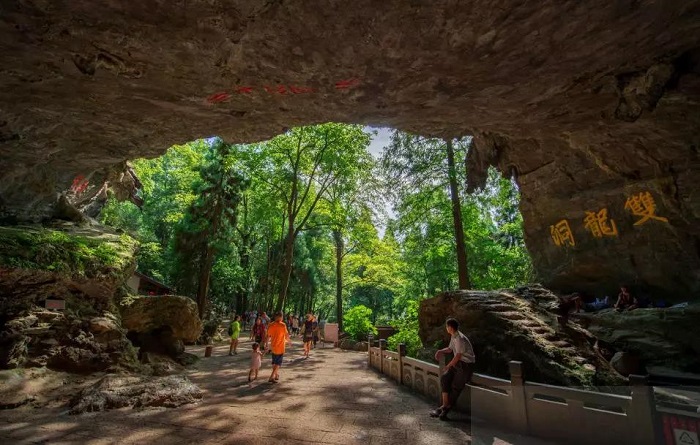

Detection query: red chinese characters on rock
(335, 78), (360, 90)
(71, 175), (89, 194)
(205, 79), (359, 103)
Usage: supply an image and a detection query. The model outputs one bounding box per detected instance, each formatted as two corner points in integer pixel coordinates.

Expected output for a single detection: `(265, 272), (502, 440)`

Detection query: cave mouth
(1, 1), (699, 300)
(127, 325), (184, 359)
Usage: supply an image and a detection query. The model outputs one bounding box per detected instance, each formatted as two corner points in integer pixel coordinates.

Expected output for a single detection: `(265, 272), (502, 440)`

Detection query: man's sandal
(429, 408), (443, 418)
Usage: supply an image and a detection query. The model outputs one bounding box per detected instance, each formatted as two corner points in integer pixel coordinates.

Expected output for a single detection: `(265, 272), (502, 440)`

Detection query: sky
(364, 126), (395, 236)
(365, 126), (393, 159)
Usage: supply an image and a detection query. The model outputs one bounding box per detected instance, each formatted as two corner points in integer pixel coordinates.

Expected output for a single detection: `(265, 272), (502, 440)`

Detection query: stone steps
(499, 311), (528, 321)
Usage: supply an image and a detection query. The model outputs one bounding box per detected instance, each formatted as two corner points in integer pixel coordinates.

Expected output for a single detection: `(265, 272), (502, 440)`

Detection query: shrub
(343, 305), (377, 341)
(387, 300), (423, 357)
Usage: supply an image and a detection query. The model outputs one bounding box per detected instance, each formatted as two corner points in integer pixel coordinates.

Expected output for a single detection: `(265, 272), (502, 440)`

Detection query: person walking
(429, 318), (475, 421)
(252, 316), (266, 346)
(265, 312), (291, 383)
(301, 314), (314, 357)
(228, 315), (241, 355)
(291, 315), (299, 335)
(248, 312), (257, 340)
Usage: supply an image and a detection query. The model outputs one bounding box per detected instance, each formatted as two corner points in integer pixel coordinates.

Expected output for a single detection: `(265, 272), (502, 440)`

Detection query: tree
(254, 124), (371, 312)
(446, 139), (471, 289)
(381, 132), (472, 290)
(320, 156), (375, 331)
(173, 139), (249, 319)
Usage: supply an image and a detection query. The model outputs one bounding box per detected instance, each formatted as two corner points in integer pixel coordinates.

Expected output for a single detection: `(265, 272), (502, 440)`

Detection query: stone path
(0, 336), (558, 444)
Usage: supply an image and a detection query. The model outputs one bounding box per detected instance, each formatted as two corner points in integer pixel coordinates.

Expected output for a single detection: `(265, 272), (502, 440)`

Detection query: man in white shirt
(430, 318), (475, 421)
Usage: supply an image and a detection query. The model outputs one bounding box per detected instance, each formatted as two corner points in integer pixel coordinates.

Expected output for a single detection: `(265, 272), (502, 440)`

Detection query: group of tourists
(227, 308), (476, 422)
(556, 285), (656, 326)
(226, 310), (323, 384)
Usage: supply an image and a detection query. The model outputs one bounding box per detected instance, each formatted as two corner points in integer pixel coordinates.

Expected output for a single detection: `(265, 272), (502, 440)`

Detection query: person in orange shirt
(265, 312), (291, 383)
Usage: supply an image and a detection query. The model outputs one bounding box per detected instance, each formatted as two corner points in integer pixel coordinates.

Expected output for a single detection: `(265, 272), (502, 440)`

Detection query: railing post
(509, 361), (529, 434)
(398, 343), (407, 385)
(367, 334), (374, 368)
(379, 339), (387, 375)
(629, 375), (656, 445)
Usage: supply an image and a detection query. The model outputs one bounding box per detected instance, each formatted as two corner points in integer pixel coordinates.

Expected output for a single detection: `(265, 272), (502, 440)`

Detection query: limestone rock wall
(1, 1), (699, 296)
(419, 286), (626, 387)
(0, 224), (202, 373)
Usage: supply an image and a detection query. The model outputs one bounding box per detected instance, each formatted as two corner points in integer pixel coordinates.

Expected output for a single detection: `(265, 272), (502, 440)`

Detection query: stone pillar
(509, 361), (529, 434)
(379, 339), (387, 375)
(398, 343), (407, 385)
(629, 375), (657, 445)
(367, 334), (374, 368)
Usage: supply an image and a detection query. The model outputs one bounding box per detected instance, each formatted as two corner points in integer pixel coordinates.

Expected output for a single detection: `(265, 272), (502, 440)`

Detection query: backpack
(228, 323), (233, 336)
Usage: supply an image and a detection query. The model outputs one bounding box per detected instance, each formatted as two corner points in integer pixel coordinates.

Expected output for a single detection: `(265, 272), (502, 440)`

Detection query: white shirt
(448, 331), (476, 363)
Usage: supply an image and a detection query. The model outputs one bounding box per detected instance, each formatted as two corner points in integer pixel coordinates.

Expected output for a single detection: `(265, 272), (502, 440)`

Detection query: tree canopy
(101, 125), (532, 356)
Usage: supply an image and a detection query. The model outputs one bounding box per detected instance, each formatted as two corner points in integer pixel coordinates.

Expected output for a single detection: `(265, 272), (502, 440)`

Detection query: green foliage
(343, 305), (377, 341)
(95, 125), (533, 352)
(387, 300), (423, 357)
(172, 139), (249, 297)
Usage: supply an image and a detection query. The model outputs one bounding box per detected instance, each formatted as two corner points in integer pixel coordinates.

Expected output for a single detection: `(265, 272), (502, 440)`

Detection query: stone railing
(367, 337), (663, 445)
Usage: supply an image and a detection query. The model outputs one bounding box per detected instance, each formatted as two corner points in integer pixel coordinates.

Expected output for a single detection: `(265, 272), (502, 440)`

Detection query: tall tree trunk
(332, 228), (344, 331)
(196, 243), (215, 320)
(446, 139), (472, 289)
(195, 199), (223, 320)
(276, 222), (295, 312)
(236, 234), (252, 314)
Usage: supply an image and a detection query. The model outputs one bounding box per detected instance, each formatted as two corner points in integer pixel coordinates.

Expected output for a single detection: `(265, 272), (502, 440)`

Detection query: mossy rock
(0, 223), (137, 278)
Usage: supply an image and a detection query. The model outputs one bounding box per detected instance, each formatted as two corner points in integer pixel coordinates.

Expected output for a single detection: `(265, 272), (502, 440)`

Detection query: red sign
(45, 299), (66, 310)
(662, 414), (700, 445)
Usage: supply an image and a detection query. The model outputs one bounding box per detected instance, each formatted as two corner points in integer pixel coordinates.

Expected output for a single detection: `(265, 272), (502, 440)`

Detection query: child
(248, 342), (263, 382)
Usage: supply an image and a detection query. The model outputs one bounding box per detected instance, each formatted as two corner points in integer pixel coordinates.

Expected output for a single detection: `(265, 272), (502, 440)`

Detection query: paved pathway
(0, 336), (558, 444)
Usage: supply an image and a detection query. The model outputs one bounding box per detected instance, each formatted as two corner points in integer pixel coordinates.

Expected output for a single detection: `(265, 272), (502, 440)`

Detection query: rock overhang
(1, 0), (699, 298)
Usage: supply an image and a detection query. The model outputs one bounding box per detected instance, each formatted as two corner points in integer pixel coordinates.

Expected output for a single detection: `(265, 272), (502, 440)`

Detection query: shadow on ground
(0, 335), (559, 444)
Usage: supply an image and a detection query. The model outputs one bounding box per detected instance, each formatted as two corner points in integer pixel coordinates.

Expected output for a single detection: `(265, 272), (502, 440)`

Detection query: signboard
(45, 299), (66, 311)
(324, 323), (339, 343)
(662, 414), (700, 445)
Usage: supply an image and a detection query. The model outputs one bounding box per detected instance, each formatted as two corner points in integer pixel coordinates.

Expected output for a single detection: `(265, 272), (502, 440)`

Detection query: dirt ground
(0, 337), (559, 444)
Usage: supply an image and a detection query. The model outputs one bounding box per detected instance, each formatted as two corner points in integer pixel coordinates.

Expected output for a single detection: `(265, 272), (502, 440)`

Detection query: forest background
(102, 124), (532, 356)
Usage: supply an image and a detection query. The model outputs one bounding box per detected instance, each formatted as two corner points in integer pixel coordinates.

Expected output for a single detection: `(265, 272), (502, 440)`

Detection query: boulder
(354, 341), (368, 352)
(69, 374), (203, 414)
(47, 346), (113, 374)
(121, 295), (202, 344)
(338, 339), (358, 350)
(88, 316), (124, 343)
(610, 352), (641, 377)
(419, 286), (626, 387)
(578, 305), (700, 373)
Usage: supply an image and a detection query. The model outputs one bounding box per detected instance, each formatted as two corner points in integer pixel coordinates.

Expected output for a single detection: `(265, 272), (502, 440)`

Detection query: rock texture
(419, 286), (626, 387)
(578, 305), (700, 373)
(68, 374), (203, 414)
(121, 295), (203, 344)
(0, 224), (141, 372)
(0, 1), (699, 297)
(0, 224), (206, 378)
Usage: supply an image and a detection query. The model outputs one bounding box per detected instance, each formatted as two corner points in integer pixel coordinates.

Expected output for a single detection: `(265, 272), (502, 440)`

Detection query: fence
(367, 337), (659, 445)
